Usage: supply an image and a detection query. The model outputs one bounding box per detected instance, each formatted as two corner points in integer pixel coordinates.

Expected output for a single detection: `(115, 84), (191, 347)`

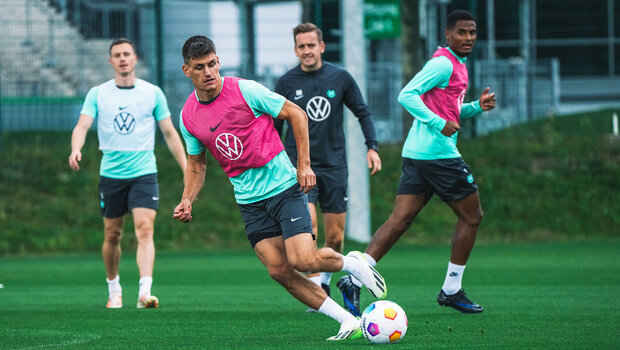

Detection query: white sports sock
(138, 276), (153, 298)
(107, 275), (121, 295)
(363, 253), (377, 267)
(318, 297), (356, 324)
(441, 262), (465, 295)
(320, 272), (332, 286)
(308, 275), (321, 287)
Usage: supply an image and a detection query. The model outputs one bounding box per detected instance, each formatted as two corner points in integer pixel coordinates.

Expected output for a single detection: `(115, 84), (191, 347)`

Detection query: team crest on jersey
(294, 89), (304, 100)
(215, 133), (243, 160)
(326, 89), (336, 98)
(113, 112), (135, 135)
(306, 96), (331, 122)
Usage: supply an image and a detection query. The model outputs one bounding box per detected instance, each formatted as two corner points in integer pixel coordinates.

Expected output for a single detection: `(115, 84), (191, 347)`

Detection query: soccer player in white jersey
(68, 38), (187, 309)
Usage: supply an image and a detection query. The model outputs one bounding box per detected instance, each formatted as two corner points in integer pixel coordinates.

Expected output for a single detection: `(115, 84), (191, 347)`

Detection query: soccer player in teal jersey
(173, 35), (387, 341)
(69, 38), (187, 309)
(340, 10), (496, 314)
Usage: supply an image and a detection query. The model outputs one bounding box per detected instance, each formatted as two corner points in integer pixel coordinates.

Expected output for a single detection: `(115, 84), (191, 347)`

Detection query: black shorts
(238, 184), (314, 248)
(98, 174), (159, 218)
(307, 167), (348, 213)
(396, 158), (478, 202)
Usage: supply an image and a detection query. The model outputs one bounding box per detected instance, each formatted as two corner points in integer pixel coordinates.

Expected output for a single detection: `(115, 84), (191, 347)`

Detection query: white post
(342, 0), (371, 243)
(613, 113), (618, 137)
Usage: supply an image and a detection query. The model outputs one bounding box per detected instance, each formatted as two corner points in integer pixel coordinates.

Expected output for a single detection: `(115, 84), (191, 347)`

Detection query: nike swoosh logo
(290, 217), (302, 222)
(294, 95), (304, 100)
(152, 196), (159, 201)
(210, 121), (223, 132)
(119, 105), (129, 110)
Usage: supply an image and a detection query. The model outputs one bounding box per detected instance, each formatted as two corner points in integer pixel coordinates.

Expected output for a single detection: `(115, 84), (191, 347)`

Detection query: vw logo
(306, 96), (331, 122)
(215, 133), (243, 160)
(113, 112), (135, 135)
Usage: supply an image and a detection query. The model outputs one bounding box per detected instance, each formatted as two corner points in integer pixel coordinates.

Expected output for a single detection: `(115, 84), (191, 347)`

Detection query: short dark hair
(109, 38), (136, 56)
(447, 10), (476, 30)
(182, 35), (217, 65)
(292, 22), (323, 44)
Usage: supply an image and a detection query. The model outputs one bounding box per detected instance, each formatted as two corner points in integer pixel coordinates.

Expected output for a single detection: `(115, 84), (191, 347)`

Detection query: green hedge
(0, 110), (618, 253)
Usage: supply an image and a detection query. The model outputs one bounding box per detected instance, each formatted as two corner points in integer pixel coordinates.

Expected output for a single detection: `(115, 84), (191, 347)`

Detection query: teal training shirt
(180, 78), (297, 204)
(80, 81), (171, 178)
(398, 47), (482, 160)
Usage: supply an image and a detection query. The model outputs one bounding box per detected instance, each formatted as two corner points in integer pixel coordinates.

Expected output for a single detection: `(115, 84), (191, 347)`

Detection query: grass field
(1, 240), (619, 349)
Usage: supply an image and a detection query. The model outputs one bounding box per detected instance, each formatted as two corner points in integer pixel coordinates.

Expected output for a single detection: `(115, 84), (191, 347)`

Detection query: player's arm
(68, 114), (94, 171)
(277, 100), (316, 193)
(397, 57), (456, 136)
(461, 87), (496, 120)
(342, 73), (382, 175)
(173, 152), (206, 223)
(158, 117), (187, 175)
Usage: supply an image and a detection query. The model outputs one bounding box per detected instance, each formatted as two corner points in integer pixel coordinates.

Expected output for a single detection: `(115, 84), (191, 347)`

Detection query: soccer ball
(360, 300), (408, 344)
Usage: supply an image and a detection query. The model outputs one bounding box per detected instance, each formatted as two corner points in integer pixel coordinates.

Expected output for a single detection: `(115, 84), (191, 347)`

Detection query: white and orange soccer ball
(360, 300), (408, 344)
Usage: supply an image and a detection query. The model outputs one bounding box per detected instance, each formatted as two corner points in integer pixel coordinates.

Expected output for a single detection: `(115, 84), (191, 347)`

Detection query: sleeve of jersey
(153, 86), (172, 121)
(80, 86), (99, 118)
(397, 56), (453, 132)
(179, 109), (205, 155)
(238, 80), (286, 118)
(342, 72), (378, 148)
(460, 100), (483, 120)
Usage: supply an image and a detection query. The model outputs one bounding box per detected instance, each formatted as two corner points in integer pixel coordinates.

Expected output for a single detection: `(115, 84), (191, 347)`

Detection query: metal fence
(473, 57), (560, 135)
(1, 0), (619, 143)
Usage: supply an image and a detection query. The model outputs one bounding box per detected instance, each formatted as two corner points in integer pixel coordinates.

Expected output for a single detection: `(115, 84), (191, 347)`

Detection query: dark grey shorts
(98, 173), (159, 218)
(238, 184), (314, 248)
(396, 157), (478, 202)
(307, 167), (348, 213)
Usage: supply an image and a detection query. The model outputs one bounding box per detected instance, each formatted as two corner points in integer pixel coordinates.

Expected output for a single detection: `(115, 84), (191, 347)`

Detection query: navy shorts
(307, 167), (348, 213)
(238, 184), (314, 248)
(98, 174), (159, 218)
(396, 157), (478, 202)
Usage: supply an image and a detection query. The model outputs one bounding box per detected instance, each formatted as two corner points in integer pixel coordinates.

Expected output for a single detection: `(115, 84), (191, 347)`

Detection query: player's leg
(446, 191), (483, 265)
(316, 168), (347, 295)
(99, 175), (129, 308)
(365, 193), (427, 261)
(129, 174), (160, 308)
(103, 216), (124, 308)
(253, 236), (361, 341)
(430, 158), (483, 313)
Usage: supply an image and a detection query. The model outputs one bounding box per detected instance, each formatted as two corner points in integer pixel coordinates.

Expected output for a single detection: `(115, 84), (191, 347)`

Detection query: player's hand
(480, 87), (496, 111)
(68, 151), (82, 170)
(296, 164), (316, 193)
(367, 149), (382, 175)
(173, 199), (193, 223)
(441, 121), (460, 137)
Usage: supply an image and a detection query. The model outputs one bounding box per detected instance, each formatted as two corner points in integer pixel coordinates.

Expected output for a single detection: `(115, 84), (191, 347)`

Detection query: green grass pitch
(1, 241), (619, 349)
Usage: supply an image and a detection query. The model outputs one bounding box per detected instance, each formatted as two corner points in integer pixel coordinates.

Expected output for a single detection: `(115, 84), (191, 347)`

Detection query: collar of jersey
(446, 47), (467, 64)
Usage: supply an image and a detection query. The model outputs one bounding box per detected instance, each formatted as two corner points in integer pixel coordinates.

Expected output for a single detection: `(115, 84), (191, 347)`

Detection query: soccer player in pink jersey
(172, 35), (388, 341)
(340, 10), (496, 315)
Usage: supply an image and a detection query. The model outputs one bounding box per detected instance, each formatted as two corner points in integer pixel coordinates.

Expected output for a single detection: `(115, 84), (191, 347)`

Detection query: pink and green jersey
(398, 47), (483, 160)
(180, 77), (297, 204)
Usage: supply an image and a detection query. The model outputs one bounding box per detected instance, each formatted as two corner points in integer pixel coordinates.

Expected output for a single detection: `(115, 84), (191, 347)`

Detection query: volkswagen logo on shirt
(215, 133), (243, 160)
(306, 96), (331, 122)
(113, 112), (135, 135)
